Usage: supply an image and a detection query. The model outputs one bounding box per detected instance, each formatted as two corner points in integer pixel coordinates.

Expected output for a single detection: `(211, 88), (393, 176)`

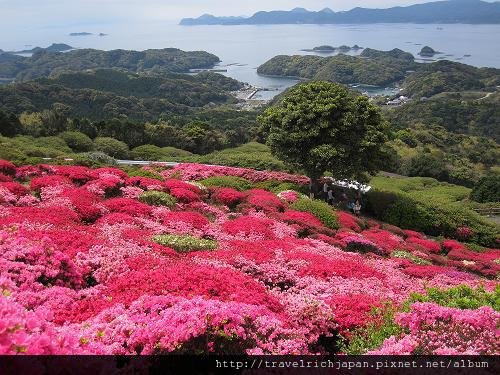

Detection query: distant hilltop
(180, 0), (500, 25)
(7, 43), (74, 54)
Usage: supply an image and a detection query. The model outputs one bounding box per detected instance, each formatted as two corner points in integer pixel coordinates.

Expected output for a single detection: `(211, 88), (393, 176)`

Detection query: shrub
(139, 191), (177, 207)
(407, 285), (499, 311)
(75, 151), (117, 167)
(93, 137), (129, 159)
(103, 198), (152, 216)
(290, 199), (338, 230)
(245, 189), (286, 213)
(169, 188), (200, 203)
(340, 302), (403, 355)
(471, 176), (500, 203)
(0, 173), (13, 182)
(196, 142), (288, 171)
(211, 187), (245, 208)
(60, 131), (94, 152)
(161, 211), (209, 230)
(130, 145), (193, 161)
(200, 176), (252, 191)
(223, 216), (275, 239)
(0, 159), (16, 176)
(153, 234), (218, 253)
(253, 180), (307, 194)
(126, 168), (164, 181)
(405, 153), (449, 181)
(365, 189), (498, 247)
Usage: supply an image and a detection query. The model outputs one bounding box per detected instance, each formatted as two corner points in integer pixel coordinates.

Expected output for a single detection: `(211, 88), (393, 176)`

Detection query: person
(353, 200), (362, 216)
(322, 180), (329, 202)
(346, 201), (354, 212)
(309, 180), (316, 199)
(341, 193), (349, 210)
(327, 188), (334, 205)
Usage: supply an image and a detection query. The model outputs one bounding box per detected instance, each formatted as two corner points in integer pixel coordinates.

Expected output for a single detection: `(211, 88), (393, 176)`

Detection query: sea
(2, 22), (500, 99)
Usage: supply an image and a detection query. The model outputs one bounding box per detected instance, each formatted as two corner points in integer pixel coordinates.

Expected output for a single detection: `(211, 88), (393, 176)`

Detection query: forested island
(302, 45), (363, 53)
(0, 47), (220, 82)
(258, 48), (417, 86)
(181, 0), (500, 25)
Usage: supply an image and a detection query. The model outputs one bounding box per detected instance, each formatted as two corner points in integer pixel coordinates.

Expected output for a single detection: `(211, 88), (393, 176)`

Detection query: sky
(1, 0), (496, 25)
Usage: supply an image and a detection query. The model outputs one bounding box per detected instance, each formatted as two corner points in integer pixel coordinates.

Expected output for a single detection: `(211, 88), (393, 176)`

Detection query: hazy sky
(1, 0), (495, 25)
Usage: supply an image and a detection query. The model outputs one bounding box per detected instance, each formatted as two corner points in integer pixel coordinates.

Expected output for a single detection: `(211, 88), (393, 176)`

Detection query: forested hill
(0, 48), (220, 82)
(257, 50), (500, 96)
(257, 48), (417, 87)
(0, 69), (241, 121)
(180, 0), (500, 25)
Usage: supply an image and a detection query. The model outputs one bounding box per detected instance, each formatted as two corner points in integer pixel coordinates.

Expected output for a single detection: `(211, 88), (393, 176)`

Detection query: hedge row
(365, 189), (498, 247)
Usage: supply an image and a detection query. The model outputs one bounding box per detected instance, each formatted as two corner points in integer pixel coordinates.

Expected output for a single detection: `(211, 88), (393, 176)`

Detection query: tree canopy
(259, 81), (391, 181)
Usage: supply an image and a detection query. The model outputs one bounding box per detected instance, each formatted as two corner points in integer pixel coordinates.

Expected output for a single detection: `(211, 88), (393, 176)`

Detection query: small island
(302, 44), (363, 53)
(69, 32), (92, 36)
(418, 46), (442, 57)
(9, 43), (74, 54)
(98, 33), (108, 37)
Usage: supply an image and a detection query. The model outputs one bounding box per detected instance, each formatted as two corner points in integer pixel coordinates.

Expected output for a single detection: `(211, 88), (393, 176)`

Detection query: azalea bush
(0, 159), (498, 355)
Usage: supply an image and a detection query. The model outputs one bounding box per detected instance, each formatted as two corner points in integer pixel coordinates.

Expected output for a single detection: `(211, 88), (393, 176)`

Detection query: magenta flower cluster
(0, 160), (498, 355)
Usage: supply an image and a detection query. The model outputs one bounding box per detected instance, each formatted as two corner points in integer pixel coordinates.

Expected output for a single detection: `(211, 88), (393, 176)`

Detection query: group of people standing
(319, 179), (362, 216)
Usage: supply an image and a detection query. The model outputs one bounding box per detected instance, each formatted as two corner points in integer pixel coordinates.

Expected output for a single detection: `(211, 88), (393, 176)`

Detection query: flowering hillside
(0, 160), (498, 355)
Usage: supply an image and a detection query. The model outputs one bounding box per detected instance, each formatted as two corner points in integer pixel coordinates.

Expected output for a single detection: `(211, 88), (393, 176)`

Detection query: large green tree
(259, 81), (391, 192)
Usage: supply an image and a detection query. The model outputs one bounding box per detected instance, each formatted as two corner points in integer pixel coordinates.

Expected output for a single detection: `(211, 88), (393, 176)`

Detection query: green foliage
(153, 234), (218, 253)
(74, 151), (117, 167)
(370, 176), (471, 204)
(199, 176), (252, 191)
(471, 175), (500, 203)
(93, 137), (129, 159)
(257, 49), (415, 86)
(0, 48), (220, 81)
(340, 302), (403, 355)
(252, 180), (308, 194)
(59, 131), (93, 152)
(126, 168), (164, 180)
(196, 142), (288, 171)
(130, 144), (193, 161)
(387, 92), (500, 142)
(366, 176), (498, 246)
(0, 135), (72, 164)
(0, 69), (239, 123)
(402, 60), (499, 99)
(0, 110), (20, 137)
(407, 285), (500, 311)
(390, 124), (499, 186)
(181, 121), (227, 155)
(18, 108), (69, 137)
(405, 153), (449, 181)
(139, 191), (177, 208)
(260, 81), (391, 181)
(290, 198), (339, 230)
(342, 284), (500, 354)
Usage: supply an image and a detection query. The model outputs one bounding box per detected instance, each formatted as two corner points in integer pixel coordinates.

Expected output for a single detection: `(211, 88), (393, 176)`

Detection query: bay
(2, 22), (499, 97)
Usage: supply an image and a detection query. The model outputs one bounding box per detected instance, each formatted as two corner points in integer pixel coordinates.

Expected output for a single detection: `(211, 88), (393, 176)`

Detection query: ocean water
(2, 22), (499, 97)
